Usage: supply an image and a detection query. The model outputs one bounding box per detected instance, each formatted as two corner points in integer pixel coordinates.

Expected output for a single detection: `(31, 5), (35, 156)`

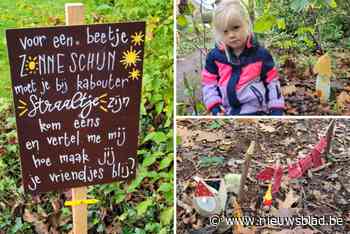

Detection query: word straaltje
(28, 92), (99, 119)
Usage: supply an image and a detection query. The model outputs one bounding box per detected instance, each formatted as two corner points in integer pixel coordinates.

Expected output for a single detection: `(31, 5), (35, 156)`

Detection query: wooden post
(238, 141), (255, 204)
(65, 3), (87, 234)
(71, 187), (87, 234)
(325, 120), (336, 161)
(65, 3), (85, 26)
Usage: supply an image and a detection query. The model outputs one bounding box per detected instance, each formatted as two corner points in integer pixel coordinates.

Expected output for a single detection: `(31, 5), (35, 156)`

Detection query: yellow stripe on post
(65, 199), (99, 206)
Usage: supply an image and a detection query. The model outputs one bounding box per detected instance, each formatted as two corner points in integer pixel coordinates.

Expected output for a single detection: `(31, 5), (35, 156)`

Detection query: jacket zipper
(250, 86), (263, 106)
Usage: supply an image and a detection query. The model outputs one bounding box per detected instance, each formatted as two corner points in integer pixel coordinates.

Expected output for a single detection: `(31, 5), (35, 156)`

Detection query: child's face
(222, 19), (248, 53)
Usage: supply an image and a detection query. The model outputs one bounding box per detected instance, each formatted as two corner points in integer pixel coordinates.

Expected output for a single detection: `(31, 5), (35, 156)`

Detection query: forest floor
(176, 119), (350, 233)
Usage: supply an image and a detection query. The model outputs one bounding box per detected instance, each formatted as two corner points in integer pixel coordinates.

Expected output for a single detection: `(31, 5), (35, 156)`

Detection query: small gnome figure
(192, 176), (227, 217)
(314, 53), (332, 103)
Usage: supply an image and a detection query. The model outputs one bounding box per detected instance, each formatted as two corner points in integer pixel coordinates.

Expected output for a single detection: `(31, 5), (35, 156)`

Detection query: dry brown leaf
(258, 123), (276, 133)
(177, 126), (223, 146)
(280, 137), (296, 146)
(282, 85), (297, 96)
(279, 190), (299, 208)
(106, 221), (123, 234)
(51, 198), (61, 213)
(192, 217), (204, 229)
(49, 228), (60, 234)
(177, 199), (193, 214)
(336, 91), (350, 110)
(236, 119), (257, 125)
(194, 130), (222, 142)
(274, 227), (315, 234)
(235, 227), (256, 234)
(23, 209), (49, 234)
(177, 126), (194, 147)
(271, 190), (300, 217)
(47, 212), (61, 229)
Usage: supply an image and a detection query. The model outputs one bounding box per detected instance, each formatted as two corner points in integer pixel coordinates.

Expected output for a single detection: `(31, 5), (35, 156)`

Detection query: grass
(0, 0), (174, 232)
(0, 0), (130, 100)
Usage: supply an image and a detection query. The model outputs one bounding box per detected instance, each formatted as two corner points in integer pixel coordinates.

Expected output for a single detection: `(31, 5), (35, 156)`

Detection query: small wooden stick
(311, 162), (332, 172)
(238, 141), (255, 204)
(324, 120), (335, 161)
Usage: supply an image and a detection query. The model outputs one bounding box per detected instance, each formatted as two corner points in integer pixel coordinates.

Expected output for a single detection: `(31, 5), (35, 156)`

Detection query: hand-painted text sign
(6, 22), (145, 194)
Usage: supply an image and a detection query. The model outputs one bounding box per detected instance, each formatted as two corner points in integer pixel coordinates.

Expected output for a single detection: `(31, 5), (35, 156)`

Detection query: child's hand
(211, 105), (225, 116)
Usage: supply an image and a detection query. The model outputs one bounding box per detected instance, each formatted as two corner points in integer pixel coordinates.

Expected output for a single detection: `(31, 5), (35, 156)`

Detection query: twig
(311, 162), (332, 173)
(199, 0), (205, 71)
(316, 201), (343, 214)
(306, 223), (325, 234)
(238, 141), (255, 204)
(345, 122), (349, 156)
(183, 73), (198, 115)
(330, 155), (350, 162)
(324, 120), (336, 161)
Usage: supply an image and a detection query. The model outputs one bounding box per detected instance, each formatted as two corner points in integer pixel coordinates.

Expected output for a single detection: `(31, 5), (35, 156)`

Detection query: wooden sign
(6, 22), (146, 194)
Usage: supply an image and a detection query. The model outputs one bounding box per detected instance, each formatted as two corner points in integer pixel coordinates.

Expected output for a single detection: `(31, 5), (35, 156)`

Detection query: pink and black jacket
(202, 35), (285, 115)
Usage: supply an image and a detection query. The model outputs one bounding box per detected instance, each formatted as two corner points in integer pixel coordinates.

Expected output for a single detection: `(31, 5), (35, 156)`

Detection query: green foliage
(160, 207), (173, 225)
(177, 15), (188, 28)
(0, 0), (173, 233)
(136, 198), (154, 216)
(254, 14), (278, 33)
(199, 156), (225, 168)
(208, 120), (223, 129)
(253, 0), (348, 52)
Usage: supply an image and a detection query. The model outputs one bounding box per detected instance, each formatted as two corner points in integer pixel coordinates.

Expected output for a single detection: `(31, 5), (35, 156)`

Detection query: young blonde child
(202, 0), (285, 115)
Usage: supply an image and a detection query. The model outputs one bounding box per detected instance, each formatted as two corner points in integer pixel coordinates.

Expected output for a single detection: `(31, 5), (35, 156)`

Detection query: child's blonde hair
(213, 0), (252, 45)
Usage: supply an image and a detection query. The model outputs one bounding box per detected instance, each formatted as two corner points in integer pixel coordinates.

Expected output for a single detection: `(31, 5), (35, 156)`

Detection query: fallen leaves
(177, 126), (224, 147)
(279, 190), (300, 209)
(336, 91), (350, 110)
(23, 209), (49, 234)
(177, 119), (350, 233)
(277, 49), (350, 115)
(258, 123), (276, 133)
(271, 189), (300, 218)
(282, 85), (297, 96)
(274, 228), (316, 234)
(177, 126), (194, 147)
